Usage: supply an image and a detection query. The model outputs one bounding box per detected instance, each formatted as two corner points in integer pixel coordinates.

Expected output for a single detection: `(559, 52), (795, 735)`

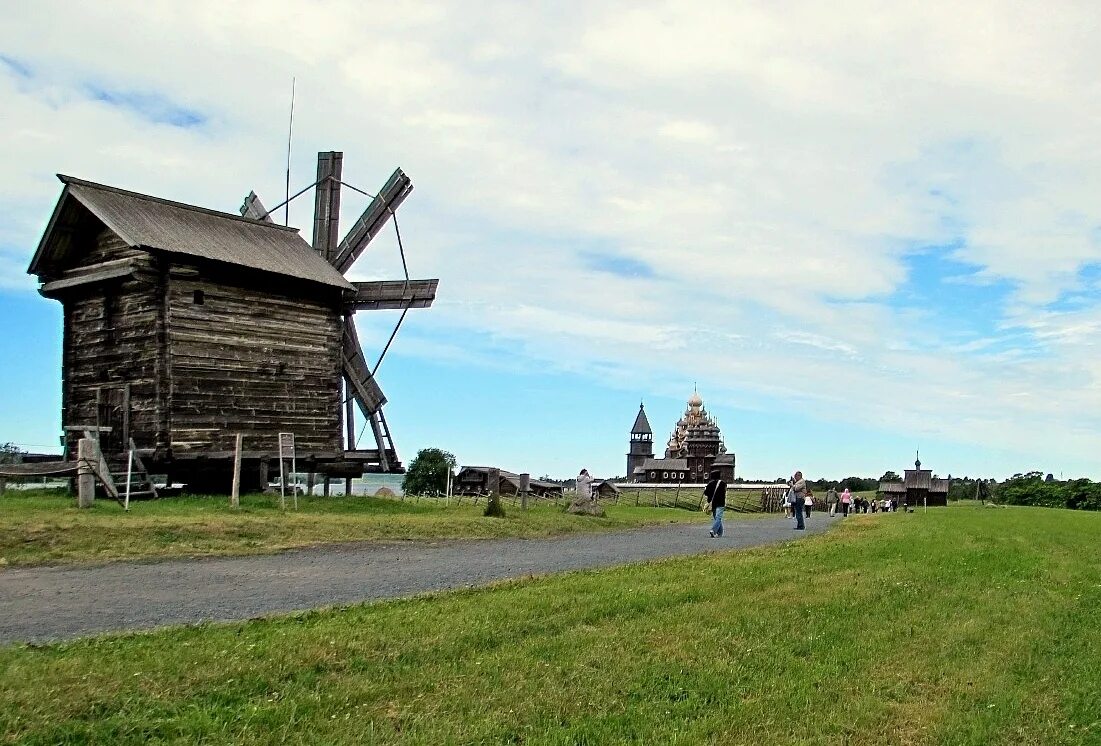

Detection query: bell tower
(627, 402), (654, 480)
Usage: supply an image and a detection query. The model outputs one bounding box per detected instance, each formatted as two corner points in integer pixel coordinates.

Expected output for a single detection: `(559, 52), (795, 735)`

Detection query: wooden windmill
(240, 152), (437, 472)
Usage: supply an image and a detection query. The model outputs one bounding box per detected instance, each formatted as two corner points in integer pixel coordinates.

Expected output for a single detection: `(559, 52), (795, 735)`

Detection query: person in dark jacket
(704, 470), (727, 538)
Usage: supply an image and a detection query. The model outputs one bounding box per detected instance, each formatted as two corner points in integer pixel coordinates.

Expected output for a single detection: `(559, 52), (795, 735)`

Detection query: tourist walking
(827, 487), (838, 516)
(576, 469), (594, 502)
(704, 470), (727, 538)
(789, 471), (807, 530)
(840, 488), (852, 517)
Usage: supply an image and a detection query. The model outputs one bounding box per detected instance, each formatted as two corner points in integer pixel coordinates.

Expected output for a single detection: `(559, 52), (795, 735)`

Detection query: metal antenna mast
(284, 77), (296, 226)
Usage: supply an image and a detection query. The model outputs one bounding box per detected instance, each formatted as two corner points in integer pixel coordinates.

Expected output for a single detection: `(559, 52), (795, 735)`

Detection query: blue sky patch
(891, 243), (1029, 353)
(0, 54), (33, 79)
(1043, 261), (1101, 312)
(85, 84), (206, 128)
(580, 250), (655, 279)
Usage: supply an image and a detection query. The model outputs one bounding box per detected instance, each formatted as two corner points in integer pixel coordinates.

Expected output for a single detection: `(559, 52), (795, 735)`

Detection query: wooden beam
(239, 191), (273, 222)
(342, 322), (387, 415)
(331, 168), (413, 273)
(40, 259), (138, 295)
(312, 152), (343, 262)
(348, 279), (438, 311)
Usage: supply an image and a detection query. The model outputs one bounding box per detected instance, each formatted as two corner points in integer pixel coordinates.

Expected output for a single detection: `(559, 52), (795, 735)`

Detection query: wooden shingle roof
(642, 458), (688, 471)
(29, 176), (354, 290)
(904, 469), (933, 490)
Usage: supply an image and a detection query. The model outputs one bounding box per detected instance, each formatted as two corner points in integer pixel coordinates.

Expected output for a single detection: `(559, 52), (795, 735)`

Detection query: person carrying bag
(704, 470), (727, 538)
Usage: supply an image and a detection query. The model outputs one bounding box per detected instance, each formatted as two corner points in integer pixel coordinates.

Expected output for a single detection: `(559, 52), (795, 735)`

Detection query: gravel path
(0, 513), (835, 645)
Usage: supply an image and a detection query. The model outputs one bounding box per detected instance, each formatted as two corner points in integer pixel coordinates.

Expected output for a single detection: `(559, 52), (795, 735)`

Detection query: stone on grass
(567, 498), (606, 517)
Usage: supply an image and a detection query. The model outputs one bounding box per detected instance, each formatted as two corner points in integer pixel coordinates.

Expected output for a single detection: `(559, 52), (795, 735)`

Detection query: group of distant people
(825, 489), (898, 515)
(703, 470), (903, 538)
(577, 465), (900, 541)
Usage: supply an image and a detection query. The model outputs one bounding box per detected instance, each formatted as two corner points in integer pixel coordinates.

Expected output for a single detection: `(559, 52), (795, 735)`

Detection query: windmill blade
(239, 191), (273, 222)
(349, 279), (438, 311)
(342, 320), (394, 471)
(331, 168), (413, 273)
(342, 321), (387, 416)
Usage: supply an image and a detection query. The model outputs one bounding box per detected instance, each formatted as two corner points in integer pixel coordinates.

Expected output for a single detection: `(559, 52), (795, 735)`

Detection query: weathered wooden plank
(39, 258), (140, 295)
(311, 152), (343, 261)
(331, 168), (412, 273)
(239, 191), (274, 222)
(349, 279), (438, 310)
(342, 321), (386, 414)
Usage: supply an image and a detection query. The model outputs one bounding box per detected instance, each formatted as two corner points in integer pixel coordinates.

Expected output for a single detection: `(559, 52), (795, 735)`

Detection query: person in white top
(576, 468), (594, 501)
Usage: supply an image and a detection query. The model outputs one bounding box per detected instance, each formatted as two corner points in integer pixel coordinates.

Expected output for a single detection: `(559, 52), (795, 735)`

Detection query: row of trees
(992, 472), (1101, 511)
(0, 443), (24, 465)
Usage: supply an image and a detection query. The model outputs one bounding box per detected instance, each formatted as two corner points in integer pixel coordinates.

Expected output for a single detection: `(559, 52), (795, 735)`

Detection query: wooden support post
(487, 468), (500, 498)
(230, 433), (242, 508)
(345, 477), (353, 496)
(77, 437), (95, 508)
(306, 471), (315, 497)
(323, 476), (331, 497)
(519, 473), (530, 510)
(259, 457), (270, 494)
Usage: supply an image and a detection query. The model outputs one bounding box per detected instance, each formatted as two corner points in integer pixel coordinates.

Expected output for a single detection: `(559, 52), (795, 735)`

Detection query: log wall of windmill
(60, 229), (164, 457)
(165, 264), (344, 457)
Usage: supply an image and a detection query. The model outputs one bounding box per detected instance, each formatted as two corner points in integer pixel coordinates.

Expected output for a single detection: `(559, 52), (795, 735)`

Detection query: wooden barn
(27, 153), (437, 492)
(454, 467), (564, 498)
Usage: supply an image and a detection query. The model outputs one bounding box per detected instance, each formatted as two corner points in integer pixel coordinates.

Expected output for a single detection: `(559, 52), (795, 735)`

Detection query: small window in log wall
(193, 289), (205, 305)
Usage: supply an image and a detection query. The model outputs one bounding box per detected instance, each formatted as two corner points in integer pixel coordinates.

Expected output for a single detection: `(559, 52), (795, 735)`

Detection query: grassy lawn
(2, 504), (1098, 744)
(0, 489), (709, 568)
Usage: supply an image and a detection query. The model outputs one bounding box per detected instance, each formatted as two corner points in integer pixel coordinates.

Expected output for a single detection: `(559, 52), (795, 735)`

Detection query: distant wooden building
(27, 155), (437, 492)
(594, 480), (620, 499)
(454, 466), (563, 498)
(626, 403), (654, 479)
(636, 458), (689, 484)
(878, 454), (949, 507)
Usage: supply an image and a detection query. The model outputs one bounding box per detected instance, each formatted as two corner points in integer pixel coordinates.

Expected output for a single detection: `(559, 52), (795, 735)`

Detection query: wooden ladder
(108, 438), (159, 503)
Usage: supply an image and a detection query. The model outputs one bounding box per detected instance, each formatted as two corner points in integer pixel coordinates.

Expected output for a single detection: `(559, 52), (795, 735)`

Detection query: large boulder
(567, 497), (606, 517)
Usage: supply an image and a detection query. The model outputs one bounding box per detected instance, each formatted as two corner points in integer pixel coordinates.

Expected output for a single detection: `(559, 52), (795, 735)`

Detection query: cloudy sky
(2, 1), (1099, 481)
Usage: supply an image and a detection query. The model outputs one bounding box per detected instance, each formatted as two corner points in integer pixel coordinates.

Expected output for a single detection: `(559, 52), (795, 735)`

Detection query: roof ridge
(57, 175), (301, 234)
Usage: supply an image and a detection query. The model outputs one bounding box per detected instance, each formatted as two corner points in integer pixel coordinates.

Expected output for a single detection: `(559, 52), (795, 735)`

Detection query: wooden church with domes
(626, 391), (734, 484)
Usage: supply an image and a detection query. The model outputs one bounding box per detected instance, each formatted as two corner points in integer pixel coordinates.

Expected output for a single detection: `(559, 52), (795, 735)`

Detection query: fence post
(520, 473), (530, 510)
(77, 437), (96, 508)
(230, 433), (242, 508)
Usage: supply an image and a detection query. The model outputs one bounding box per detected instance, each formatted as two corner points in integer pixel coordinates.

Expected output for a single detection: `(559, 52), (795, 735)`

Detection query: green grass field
(0, 489), (708, 568)
(2, 504), (1098, 744)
